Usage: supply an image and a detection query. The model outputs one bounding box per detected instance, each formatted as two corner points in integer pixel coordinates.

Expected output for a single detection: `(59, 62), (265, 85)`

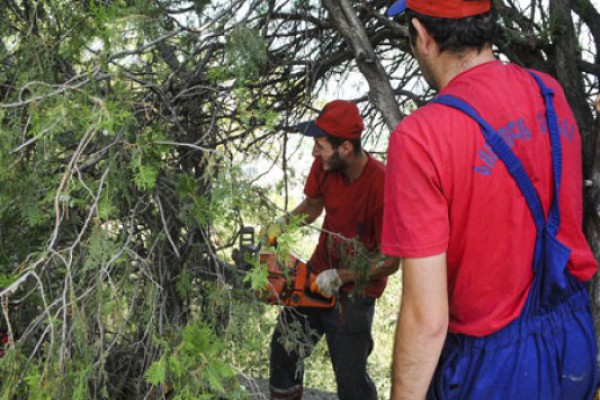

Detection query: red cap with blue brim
(296, 100), (363, 141)
(386, 0), (492, 18)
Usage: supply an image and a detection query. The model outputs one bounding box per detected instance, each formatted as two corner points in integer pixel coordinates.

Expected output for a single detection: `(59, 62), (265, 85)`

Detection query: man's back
(384, 60), (597, 336)
(384, 3), (598, 398)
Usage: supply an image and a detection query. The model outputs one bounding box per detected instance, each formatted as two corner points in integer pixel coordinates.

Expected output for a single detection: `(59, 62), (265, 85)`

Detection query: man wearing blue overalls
(382, 0), (599, 399)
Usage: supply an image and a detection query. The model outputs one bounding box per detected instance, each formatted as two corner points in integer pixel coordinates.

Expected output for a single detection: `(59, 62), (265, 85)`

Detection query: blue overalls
(426, 71), (598, 400)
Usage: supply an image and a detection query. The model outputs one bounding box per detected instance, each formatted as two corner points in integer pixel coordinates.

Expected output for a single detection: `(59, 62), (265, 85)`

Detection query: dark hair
(326, 134), (362, 156)
(407, 8), (498, 54)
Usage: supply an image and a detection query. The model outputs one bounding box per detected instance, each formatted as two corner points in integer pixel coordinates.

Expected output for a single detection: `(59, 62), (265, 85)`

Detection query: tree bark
(550, 0), (600, 358)
(550, 0), (596, 174)
(321, 0), (403, 130)
(587, 103), (600, 365)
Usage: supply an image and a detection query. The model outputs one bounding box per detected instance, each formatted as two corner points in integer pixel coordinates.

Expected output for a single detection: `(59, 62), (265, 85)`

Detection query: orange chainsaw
(232, 227), (335, 308)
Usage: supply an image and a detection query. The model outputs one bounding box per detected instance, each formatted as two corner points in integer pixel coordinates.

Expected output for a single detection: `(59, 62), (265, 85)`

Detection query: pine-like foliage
(0, 0), (598, 398)
(0, 1), (277, 397)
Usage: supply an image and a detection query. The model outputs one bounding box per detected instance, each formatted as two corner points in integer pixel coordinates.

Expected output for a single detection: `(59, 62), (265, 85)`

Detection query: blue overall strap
(425, 76), (596, 400)
(431, 95), (546, 231)
(527, 71), (562, 233)
(432, 75), (574, 309)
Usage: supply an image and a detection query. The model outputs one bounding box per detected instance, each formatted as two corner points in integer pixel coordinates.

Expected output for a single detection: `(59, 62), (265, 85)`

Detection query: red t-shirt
(305, 154), (387, 298)
(382, 61), (598, 336)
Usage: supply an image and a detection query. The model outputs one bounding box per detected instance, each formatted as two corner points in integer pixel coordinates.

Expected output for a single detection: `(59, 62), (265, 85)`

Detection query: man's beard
(327, 150), (348, 172)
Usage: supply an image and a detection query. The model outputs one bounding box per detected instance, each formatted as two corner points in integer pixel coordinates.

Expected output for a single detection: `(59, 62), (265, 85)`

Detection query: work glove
(259, 216), (286, 247)
(311, 269), (342, 297)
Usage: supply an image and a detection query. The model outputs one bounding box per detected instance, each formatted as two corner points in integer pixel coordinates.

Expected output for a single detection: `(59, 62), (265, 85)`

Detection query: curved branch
(322, 0), (403, 130)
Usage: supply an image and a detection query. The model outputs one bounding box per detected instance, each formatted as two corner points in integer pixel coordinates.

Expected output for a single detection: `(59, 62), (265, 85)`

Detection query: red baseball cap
(387, 0), (492, 18)
(296, 100), (364, 141)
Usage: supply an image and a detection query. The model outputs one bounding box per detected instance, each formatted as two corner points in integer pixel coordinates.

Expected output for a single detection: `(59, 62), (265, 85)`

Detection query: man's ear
(339, 140), (354, 157)
(411, 18), (435, 55)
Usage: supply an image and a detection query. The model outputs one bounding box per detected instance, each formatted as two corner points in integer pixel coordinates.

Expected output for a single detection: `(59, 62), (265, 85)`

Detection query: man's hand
(260, 197), (323, 246)
(312, 269), (343, 297)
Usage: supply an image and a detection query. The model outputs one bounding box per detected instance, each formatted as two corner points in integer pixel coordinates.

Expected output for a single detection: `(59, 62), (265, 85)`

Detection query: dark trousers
(269, 295), (378, 400)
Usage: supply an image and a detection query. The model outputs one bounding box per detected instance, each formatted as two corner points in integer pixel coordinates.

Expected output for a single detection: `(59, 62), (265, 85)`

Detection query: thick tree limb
(321, 0), (403, 131)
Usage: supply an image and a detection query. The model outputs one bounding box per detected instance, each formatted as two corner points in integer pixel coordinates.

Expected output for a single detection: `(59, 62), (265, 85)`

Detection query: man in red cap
(383, 1), (598, 399)
(268, 99), (400, 400)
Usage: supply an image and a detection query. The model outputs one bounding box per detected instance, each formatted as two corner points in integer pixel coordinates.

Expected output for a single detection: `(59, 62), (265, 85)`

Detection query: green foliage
(332, 236), (382, 295)
(129, 128), (169, 191)
(144, 322), (245, 399)
(0, 324), (103, 400)
(225, 25), (269, 81)
(0, 272), (18, 288)
(244, 260), (270, 291)
(83, 226), (120, 272)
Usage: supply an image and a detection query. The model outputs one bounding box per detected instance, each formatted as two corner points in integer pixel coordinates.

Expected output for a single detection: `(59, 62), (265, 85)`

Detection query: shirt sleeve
(374, 176), (385, 248)
(381, 124), (449, 258)
(304, 158), (325, 198)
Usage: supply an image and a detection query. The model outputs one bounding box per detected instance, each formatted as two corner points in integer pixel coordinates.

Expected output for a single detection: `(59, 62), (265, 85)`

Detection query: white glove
(315, 269), (343, 297)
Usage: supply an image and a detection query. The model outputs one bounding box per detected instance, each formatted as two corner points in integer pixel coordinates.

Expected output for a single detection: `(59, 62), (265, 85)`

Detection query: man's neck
(435, 47), (496, 90)
(342, 150), (368, 183)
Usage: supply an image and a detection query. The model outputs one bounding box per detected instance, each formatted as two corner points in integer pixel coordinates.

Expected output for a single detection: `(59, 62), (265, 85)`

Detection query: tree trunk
(549, 0), (600, 359)
(321, 0), (403, 130)
(586, 105), (600, 366)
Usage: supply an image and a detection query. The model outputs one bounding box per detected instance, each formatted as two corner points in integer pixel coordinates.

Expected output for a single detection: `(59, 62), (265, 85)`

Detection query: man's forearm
(288, 197), (324, 226)
(369, 255), (401, 280)
(391, 308), (447, 399)
(337, 255), (400, 284)
(390, 254), (448, 400)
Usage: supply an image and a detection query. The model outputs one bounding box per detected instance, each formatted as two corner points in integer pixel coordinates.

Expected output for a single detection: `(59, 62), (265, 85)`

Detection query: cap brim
(296, 121), (328, 137)
(386, 0), (407, 16)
